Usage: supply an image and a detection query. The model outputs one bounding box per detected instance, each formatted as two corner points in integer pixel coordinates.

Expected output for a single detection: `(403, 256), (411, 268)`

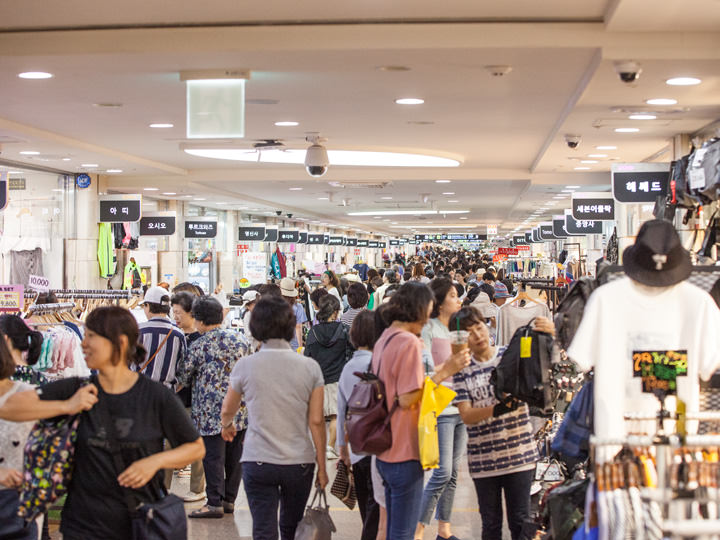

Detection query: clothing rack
(26, 302), (76, 314)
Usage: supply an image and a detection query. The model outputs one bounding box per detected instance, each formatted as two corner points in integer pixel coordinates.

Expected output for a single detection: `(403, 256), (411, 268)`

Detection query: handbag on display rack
(294, 488), (336, 540)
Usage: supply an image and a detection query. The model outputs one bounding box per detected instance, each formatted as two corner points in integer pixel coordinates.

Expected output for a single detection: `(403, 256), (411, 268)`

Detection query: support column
(65, 174), (105, 289)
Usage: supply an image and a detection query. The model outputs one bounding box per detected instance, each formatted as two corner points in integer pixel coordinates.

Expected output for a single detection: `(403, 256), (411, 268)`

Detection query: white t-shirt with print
(568, 277), (720, 445)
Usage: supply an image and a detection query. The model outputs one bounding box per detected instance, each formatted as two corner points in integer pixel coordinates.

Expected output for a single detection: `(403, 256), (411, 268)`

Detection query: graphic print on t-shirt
(632, 349), (688, 394)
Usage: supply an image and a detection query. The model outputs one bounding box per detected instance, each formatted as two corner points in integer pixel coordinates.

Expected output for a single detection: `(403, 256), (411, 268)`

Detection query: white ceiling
(0, 0), (719, 236)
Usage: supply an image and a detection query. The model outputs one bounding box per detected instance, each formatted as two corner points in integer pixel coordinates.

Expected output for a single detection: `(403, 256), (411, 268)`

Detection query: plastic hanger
(506, 282), (545, 307)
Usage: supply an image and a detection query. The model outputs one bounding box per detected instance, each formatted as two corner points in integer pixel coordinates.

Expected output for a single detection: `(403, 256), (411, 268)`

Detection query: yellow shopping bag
(418, 376), (456, 470)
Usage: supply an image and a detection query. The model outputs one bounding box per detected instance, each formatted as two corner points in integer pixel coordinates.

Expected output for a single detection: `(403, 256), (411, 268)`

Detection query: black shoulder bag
(98, 400), (188, 540)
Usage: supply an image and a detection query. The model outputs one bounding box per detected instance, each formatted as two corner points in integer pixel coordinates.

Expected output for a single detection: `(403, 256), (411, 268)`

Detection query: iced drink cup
(450, 330), (469, 355)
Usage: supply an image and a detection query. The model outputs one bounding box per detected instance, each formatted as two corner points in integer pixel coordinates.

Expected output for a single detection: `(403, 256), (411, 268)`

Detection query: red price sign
(516, 245), (531, 252)
(236, 244), (249, 255)
(493, 254), (507, 262)
(497, 247), (518, 256)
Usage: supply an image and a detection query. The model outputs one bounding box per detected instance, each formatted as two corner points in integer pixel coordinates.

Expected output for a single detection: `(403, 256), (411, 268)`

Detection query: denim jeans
(353, 456), (380, 540)
(242, 462), (315, 540)
(418, 413), (468, 525)
(472, 468), (534, 540)
(202, 431), (244, 508)
(376, 459), (424, 540)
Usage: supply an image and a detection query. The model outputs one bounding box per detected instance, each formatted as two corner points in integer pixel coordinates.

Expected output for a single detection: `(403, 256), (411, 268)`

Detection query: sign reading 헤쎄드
(185, 220), (217, 238)
(0, 285), (24, 312)
(139, 213), (176, 236)
(99, 195), (142, 223)
(611, 163), (670, 204)
(238, 225), (265, 242)
(28, 275), (50, 293)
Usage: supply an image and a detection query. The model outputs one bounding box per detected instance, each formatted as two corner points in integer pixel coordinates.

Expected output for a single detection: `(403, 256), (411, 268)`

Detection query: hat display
(622, 219), (692, 287)
(141, 286), (170, 305)
(242, 290), (259, 304)
(493, 282), (512, 298)
(280, 277), (298, 297)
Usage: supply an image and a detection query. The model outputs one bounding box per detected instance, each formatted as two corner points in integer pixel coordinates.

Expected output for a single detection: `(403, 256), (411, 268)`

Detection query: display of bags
(491, 320), (554, 412)
(294, 489), (336, 540)
(329, 461), (356, 510)
(687, 139), (720, 203)
(18, 414), (80, 521)
(551, 376), (594, 460)
(418, 376), (456, 470)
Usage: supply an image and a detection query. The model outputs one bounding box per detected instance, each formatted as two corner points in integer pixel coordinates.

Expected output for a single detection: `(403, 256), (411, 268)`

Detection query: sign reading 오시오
(140, 214), (176, 236)
(632, 349), (687, 395)
(0, 285), (24, 312)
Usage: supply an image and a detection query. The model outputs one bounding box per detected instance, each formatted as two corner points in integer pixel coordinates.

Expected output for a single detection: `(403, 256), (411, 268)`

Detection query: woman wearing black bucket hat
(567, 219), (720, 454)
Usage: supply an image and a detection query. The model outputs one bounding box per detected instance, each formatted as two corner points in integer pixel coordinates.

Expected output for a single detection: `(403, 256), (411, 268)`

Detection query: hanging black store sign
(389, 239), (400, 246)
(139, 214), (176, 236)
(357, 239), (369, 247)
(368, 241), (379, 248)
(264, 228), (278, 242)
(278, 230), (299, 243)
(307, 233), (324, 245)
(238, 226), (265, 241)
(571, 192), (616, 221)
(552, 218), (569, 239)
(99, 195), (142, 223)
(611, 163), (670, 204)
(379, 241), (387, 248)
(186, 220), (217, 238)
(565, 214), (603, 235)
(346, 237), (358, 246)
(513, 235), (527, 245)
(323, 234), (330, 245)
(538, 224), (557, 241)
(329, 235), (344, 246)
(298, 232), (308, 244)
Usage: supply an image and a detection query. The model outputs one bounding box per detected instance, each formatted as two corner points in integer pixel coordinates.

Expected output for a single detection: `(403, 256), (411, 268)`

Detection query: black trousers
(353, 456), (380, 540)
(202, 430), (245, 508)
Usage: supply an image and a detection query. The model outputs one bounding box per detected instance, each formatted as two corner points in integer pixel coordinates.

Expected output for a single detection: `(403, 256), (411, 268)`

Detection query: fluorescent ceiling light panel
(183, 148), (460, 167)
(347, 210), (469, 216)
(628, 114), (656, 120)
(18, 72), (53, 79)
(149, 123), (174, 128)
(615, 128), (640, 133)
(666, 77), (701, 86)
(645, 98), (677, 106)
(186, 79), (246, 139)
(390, 224), (478, 229)
(395, 98), (424, 105)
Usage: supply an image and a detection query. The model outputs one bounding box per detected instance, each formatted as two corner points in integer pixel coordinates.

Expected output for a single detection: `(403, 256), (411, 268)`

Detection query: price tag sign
(185, 220), (217, 238)
(633, 349), (688, 394)
(238, 226), (265, 241)
(28, 275), (50, 293)
(140, 213), (176, 236)
(498, 247), (518, 256)
(611, 163), (670, 203)
(99, 195), (142, 223)
(0, 285), (24, 312)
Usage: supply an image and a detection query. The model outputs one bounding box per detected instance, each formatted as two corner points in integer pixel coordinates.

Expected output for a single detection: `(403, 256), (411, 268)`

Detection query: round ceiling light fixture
(666, 77), (701, 86)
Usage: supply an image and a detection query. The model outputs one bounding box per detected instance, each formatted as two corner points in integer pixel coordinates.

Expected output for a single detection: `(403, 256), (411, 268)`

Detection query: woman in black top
(0, 306), (204, 540)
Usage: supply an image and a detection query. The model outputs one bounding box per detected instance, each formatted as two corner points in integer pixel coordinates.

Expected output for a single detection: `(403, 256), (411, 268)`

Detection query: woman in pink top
(371, 282), (470, 540)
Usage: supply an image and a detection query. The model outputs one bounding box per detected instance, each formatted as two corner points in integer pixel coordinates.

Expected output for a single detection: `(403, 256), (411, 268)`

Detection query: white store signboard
(242, 252), (267, 285)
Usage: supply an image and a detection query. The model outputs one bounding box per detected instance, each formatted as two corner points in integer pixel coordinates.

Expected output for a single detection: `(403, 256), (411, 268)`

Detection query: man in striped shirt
(137, 286), (187, 389)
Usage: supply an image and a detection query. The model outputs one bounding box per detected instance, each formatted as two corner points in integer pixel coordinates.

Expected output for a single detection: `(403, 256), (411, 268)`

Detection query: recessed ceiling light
(20, 151), (40, 155)
(275, 121), (299, 127)
(288, 187), (303, 191)
(615, 128), (639, 133)
(442, 192), (455, 195)
(81, 163), (99, 168)
(435, 180), (452, 184)
(645, 98), (677, 106)
(149, 123), (174, 128)
(628, 114), (657, 120)
(381, 196), (393, 200)
(374, 216), (382, 219)
(447, 200), (459, 203)
(144, 187), (158, 191)
(596, 145), (617, 150)
(348, 210), (469, 216)
(194, 198), (206, 201)
(62, 157), (72, 161)
(580, 160), (599, 164)
(317, 197), (329, 200)
(106, 169), (123, 173)
(162, 192), (176, 195)
(395, 98), (424, 105)
(391, 221), (398, 224)
(217, 202), (228, 205)
(181, 195), (193, 198)
(666, 77), (701, 86)
(18, 71), (53, 79)
(587, 154), (607, 158)
(565, 185), (581, 189)
(574, 166), (591, 170)
(459, 217), (468, 220)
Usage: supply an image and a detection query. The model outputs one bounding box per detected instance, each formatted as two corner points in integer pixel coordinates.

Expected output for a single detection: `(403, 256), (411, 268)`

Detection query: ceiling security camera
(614, 61), (642, 84)
(275, 210), (282, 216)
(286, 213), (293, 218)
(564, 134), (582, 149)
(304, 134), (329, 177)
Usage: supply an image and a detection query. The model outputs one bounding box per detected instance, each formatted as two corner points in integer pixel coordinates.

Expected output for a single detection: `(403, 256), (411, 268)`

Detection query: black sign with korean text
(278, 230), (299, 243)
(399, 238), (408, 245)
(525, 232), (534, 243)
(329, 235), (344, 246)
(140, 216), (176, 236)
(323, 234), (330, 245)
(298, 232), (308, 244)
(565, 215), (603, 235)
(346, 237), (358, 246)
(100, 199), (141, 223)
(368, 241), (379, 248)
(531, 229), (540, 242)
(612, 171), (669, 203)
(264, 228), (278, 242)
(379, 242), (387, 248)
(0, 175), (7, 211)
(572, 197), (615, 221)
(390, 239), (400, 246)
(538, 224), (557, 241)
(357, 239), (369, 247)
(307, 233), (324, 245)
(415, 234), (429, 241)
(552, 219), (569, 239)
(185, 221), (217, 238)
(238, 226), (265, 241)
(633, 349), (687, 395)
(513, 235), (527, 245)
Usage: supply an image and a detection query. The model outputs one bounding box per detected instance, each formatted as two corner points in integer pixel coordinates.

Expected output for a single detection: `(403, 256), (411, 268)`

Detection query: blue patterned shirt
(176, 328), (248, 436)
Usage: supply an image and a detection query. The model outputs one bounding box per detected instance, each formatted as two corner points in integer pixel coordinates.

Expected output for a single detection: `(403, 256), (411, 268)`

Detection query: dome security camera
(275, 210), (282, 216)
(564, 134), (582, 149)
(614, 61), (642, 84)
(304, 143), (329, 177)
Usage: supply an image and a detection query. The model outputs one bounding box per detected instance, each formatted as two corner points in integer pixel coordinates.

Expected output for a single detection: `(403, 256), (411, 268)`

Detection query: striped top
(137, 317), (187, 389)
(453, 348), (539, 478)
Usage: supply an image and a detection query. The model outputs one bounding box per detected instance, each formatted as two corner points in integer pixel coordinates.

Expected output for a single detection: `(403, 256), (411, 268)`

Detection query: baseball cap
(280, 277), (298, 297)
(493, 282), (512, 298)
(242, 290), (259, 304)
(141, 286), (170, 305)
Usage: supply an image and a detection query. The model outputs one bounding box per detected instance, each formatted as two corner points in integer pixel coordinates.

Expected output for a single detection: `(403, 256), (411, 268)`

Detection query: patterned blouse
(11, 365), (49, 386)
(176, 328), (248, 436)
